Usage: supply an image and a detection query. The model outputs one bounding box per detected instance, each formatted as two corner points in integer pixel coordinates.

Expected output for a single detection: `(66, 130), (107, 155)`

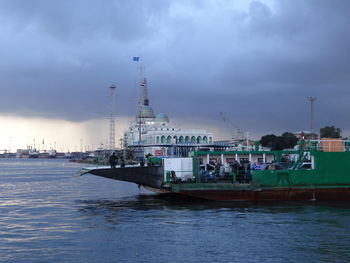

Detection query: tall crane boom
(220, 112), (246, 142)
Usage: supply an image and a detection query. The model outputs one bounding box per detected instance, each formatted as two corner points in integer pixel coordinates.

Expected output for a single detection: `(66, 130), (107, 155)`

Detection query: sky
(1, 0), (350, 151)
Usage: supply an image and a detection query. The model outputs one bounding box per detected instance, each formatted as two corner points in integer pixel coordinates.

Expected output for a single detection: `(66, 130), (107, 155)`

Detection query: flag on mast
(133, 57), (140, 61)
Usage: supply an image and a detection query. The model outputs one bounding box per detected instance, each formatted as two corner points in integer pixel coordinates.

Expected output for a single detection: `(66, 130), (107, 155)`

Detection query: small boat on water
(80, 139), (350, 201)
(28, 149), (40, 158)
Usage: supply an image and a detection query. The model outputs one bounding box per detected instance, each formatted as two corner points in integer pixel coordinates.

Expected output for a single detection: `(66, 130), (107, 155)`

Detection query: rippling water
(1, 159), (350, 263)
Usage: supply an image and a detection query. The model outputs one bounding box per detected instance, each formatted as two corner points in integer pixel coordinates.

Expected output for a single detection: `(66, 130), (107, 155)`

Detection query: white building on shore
(123, 78), (213, 156)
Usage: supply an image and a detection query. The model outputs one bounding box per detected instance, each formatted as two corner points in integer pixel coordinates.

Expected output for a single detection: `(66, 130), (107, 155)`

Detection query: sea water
(1, 158), (350, 263)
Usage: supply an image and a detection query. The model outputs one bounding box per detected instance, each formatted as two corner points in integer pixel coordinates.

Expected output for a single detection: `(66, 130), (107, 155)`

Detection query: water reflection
(75, 195), (350, 262)
(77, 194), (350, 214)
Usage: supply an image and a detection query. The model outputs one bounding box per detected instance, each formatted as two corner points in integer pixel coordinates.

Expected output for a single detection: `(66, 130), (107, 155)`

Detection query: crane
(220, 112), (246, 142)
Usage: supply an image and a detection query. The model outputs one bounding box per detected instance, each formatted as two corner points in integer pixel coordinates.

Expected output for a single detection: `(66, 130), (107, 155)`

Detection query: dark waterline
(1, 159), (350, 263)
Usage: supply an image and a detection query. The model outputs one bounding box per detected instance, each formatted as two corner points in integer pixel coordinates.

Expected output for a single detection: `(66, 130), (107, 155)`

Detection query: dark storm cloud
(0, 0), (171, 120)
(0, 0), (169, 41)
(217, 0), (350, 135)
(1, 0), (350, 136)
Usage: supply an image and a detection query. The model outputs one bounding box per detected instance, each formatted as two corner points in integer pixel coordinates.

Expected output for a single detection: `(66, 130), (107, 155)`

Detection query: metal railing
(301, 140), (350, 152)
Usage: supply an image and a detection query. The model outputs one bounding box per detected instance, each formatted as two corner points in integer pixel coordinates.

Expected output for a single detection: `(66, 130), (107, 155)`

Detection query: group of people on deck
(200, 159), (265, 184)
(108, 152), (125, 168)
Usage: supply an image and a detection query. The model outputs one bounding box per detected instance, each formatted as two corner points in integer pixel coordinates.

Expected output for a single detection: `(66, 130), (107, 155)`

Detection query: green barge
(81, 139), (350, 201)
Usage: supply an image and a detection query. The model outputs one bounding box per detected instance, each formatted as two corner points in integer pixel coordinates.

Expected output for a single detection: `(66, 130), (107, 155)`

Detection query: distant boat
(48, 150), (57, 158)
(28, 149), (39, 158)
(38, 150), (57, 159)
(64, 152), (73, 159)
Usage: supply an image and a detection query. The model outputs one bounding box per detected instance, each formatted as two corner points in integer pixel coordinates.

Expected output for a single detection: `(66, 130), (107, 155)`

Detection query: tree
(276, 132), (298, 150)
(260, 134), (277, 149)
(320, 126), (341, 138)
(260, 132), (298, 150)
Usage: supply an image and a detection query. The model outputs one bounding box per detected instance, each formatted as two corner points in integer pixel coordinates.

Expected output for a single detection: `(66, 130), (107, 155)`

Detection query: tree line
(260, 126), (342, 150)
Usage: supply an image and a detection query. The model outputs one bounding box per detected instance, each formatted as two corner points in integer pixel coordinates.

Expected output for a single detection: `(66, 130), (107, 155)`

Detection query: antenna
(109, 84), (117, 150)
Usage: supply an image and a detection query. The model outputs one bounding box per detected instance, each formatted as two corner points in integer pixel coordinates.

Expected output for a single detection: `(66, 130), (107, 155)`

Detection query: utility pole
(307, 96), (316, 139)
(109, 84), (117, 151)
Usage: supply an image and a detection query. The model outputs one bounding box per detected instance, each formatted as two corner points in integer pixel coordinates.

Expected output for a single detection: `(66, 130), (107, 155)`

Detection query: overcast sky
(1, 0), (350, 148)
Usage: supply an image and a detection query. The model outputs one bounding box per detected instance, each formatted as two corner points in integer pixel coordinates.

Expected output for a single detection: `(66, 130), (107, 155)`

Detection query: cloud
(1, 0), (350, 138)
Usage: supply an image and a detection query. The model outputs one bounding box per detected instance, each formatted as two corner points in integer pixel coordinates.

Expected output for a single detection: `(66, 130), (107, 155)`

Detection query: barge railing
(303, 139), (350, 152)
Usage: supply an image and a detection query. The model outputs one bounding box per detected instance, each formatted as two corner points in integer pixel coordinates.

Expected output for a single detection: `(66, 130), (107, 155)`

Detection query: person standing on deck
(109, 152), (117, 168)
(238, 163), (245, 183)
(245, 161), (252, 183)
(231, 160), (239, 181)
